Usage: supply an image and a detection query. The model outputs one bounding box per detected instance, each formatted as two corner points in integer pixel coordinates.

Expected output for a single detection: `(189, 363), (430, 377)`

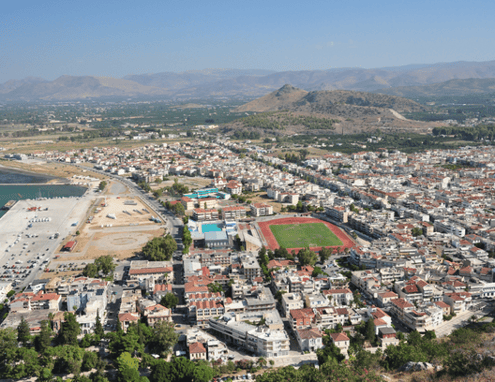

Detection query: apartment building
(325, 206), (349, 223)
(209, 314), (290, 358)
(193, 208), (219, 221)
(281, 293), (304, 318)
(390, 298), (414, 320)
(221, 206), (247, 220)
(322, 288), (353, 306)
(241, 255), (262, 281)
(250, 203), (273, 217)
(296, 327), (324, 352)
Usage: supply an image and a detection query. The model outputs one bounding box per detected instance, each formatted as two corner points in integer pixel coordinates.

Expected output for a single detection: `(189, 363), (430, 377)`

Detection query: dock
(2, 200), (17, 210)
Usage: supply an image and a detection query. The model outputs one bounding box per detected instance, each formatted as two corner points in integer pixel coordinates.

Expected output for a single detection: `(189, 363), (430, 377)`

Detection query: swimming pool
(202, 223), (222, 233)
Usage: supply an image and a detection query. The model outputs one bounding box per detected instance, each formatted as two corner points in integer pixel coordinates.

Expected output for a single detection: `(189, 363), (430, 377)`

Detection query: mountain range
(2, 61), (495, 102)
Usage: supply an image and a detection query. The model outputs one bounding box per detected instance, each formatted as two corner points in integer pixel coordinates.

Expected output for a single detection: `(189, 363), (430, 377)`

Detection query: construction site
(51, 195), (166, 265)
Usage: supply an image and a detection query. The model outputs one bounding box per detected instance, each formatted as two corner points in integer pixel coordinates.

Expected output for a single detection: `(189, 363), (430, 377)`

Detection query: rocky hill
(235, 85), (428, 115)
(224, 85), (436, 136)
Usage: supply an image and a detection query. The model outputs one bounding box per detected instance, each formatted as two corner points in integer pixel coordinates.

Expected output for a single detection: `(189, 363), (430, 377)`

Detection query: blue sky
(1, 0), (494, 82)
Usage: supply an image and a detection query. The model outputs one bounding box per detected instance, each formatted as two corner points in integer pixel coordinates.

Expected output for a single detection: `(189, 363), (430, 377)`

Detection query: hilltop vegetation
(239, 111), (338, 130)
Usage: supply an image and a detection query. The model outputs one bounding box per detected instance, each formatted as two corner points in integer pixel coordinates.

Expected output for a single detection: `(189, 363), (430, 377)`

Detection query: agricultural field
(269, 222), (342, 248)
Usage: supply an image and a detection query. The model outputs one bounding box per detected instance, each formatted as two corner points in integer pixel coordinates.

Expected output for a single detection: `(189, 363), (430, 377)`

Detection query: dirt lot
(55, 228), (164, 261)
(88, 196), (159, 228)
(151, 176), (213, 191)
(39, 270), (81, 279)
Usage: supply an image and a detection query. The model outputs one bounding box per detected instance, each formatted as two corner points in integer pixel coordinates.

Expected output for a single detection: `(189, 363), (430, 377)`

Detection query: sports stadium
(257, 216), (354, 253)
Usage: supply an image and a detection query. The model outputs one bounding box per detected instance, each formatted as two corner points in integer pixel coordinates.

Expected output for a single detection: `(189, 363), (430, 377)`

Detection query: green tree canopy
(94, 312), (104, 338)
(207, 282), (223, 293)
(160, 293), (179, 309)
(298, 248), (318, 267)
(150, 321), (179, 356)
(57, 312), (81, 345)
(83, 263), (98, 278)
(143, 235), (177, 261)
(17, 316), (31, 346)
(95, 255), (115, 276)
(182, 226), (192, 254)
(34, 320), (52, 353)
(319, 247), (333, 263)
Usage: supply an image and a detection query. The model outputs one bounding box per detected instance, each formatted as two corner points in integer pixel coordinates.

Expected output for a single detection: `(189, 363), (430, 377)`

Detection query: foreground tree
(94, 312), (104, 338)
(17, 316), (31, 346)
(57, 312), (81, 345)
(34, 320), (52, 353)
(319, 247), (333, 263)
(150, 321), (179, 356)
(95, 255), (115, 276)
(83, 263), (98, 278)
(298, 248), (318, 267)
(142, 235), (177, 261)
(160, 293), (179, 309)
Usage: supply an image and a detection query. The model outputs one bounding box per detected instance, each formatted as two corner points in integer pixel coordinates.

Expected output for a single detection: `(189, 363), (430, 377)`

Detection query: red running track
(258, 217), (355, 253)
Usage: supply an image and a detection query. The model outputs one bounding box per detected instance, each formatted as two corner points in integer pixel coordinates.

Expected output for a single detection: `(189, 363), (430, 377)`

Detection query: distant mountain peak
(276, 84), (299, 95)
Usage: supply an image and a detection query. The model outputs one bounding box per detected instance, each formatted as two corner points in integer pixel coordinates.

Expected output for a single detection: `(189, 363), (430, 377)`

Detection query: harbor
(0, 190), (95, 292)
(0, 184), (87, 219)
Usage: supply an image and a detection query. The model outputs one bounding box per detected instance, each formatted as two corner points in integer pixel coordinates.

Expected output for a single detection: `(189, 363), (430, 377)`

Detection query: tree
(171, 202), (185, 216)
(95, 255), (115, 276)
(365, 318), (376, 346)
(319, 247), (332, 263)
(116, 351), (147, 382)
(182, 226), (192, 253)
(150, 321), (179, 356)
(82, 351), (99, 371)
(257, 357), (267, 367)
(296, 200), (303, 211)
(317, 343), (345, 365)
(98, 181), (107, 191)
(34, 320), (52, 353)
(108, 328), (143, 357)
(312, 266), (325, 277)
(116, 351), (139, 372)
(83, 263), (98, 278)
(0, 328), (18, 374)
(207, 282), (223, 293)
(57, 312), (81, 345)
(17, 316), (31, 345)
(150, 360), (171, 382)
(193, 363), (214, 382)
(95, 312), (104, 338)
(142, 235), (177, 261)
(160, 293), (179, 309)
(411, 227), (423, 237)
(298, 248), (318, 267)
(169, 357), (195, 382)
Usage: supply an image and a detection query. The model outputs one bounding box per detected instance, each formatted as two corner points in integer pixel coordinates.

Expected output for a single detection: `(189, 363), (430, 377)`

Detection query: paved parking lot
(0, 192), (95, 291)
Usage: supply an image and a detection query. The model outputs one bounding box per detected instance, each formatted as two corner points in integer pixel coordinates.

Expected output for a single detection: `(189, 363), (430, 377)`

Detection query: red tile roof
(330, 332), (349, 342)
(189, 342), (206, 354)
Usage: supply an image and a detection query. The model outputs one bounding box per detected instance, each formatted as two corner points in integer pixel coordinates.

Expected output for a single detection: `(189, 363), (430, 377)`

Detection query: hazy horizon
(2, 0), (495, 83)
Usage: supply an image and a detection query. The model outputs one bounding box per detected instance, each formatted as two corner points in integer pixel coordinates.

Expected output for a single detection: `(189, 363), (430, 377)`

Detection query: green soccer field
(269, 222), (343, 248)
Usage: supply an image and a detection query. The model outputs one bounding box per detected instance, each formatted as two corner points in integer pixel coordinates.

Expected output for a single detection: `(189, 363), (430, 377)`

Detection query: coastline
(0, 163), (69, 185)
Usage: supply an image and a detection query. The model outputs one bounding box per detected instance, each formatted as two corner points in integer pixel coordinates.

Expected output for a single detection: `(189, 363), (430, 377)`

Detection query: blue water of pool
(202, 223), (222, 232)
